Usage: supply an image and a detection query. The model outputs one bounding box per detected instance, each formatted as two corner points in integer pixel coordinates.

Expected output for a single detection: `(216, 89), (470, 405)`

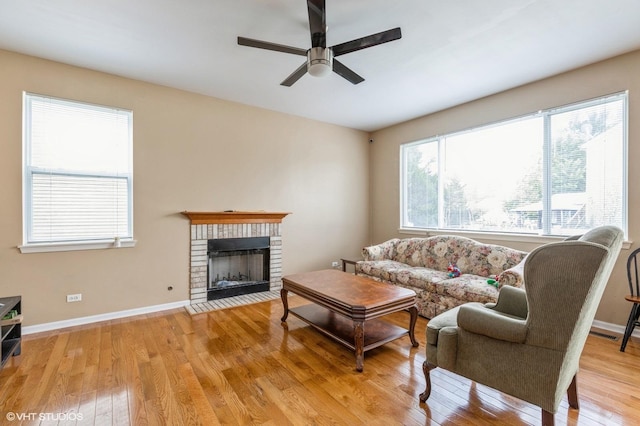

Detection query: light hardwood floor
(1, 296), (639, 425)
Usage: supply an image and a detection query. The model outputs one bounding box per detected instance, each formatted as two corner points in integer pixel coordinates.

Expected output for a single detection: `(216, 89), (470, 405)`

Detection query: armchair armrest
(361, 238), (400, 261)
(458, 303), (528, 343)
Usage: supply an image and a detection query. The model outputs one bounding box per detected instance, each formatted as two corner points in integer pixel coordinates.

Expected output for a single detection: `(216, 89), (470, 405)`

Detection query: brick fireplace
(181, 211), (290, 305)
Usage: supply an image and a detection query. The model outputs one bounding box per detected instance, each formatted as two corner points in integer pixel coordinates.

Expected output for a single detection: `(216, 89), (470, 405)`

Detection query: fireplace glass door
(207, 237), (270, 299)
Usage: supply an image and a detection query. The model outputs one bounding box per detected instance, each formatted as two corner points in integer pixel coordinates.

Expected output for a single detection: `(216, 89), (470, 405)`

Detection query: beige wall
(0, 49), (370, 326)
(369, 49), (640, 327)
(4, 46), (637, 329)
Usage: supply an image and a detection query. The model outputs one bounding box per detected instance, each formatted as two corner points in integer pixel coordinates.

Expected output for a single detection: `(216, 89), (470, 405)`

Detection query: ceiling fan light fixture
(238, 1), (401, 86)
(307, 47), (333, 77)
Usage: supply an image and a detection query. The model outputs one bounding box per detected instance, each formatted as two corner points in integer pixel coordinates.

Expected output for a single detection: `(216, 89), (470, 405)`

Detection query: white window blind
(23, 93), (133, 246)
(401, 92), (627, 237)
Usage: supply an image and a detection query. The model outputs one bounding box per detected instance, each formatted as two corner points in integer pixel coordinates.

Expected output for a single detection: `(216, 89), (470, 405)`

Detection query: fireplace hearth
(207, 237), (270, 300)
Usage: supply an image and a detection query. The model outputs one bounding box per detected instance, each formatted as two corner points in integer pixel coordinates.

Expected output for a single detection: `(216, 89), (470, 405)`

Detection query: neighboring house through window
(400, 92), (627, 238)
(21, 93), (134, 253)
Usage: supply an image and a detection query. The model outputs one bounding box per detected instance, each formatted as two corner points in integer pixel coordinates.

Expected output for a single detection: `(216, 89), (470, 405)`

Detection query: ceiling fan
(237, 0), (402, 86)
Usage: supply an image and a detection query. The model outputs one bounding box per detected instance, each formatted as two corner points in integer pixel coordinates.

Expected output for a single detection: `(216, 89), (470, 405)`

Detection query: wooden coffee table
(280, 269), (418, 372)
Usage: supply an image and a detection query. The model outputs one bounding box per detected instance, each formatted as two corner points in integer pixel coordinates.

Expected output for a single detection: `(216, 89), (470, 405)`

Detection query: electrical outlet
(66, 293), (82, 303)
(331, 261), (340, 268)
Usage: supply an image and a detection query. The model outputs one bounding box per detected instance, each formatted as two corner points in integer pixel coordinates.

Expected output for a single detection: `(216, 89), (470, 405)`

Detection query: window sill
(18, 238), (137, 254)
(398, 227), (632, 250)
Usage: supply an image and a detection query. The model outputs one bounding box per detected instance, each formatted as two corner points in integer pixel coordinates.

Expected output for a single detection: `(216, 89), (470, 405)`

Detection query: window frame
(20, 93), (136, 253)
(399, 91), (628, 241)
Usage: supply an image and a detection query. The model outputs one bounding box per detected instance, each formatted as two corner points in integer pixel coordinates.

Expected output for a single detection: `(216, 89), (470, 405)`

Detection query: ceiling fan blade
(333, 59), (364, 85)
(307, 0), (326, 48)
(281, 62), (308, 86)
(238, 36), (307, 56)
(332, 27), (402, 57)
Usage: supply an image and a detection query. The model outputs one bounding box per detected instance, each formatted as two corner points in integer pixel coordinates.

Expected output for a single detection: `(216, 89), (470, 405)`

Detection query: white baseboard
(592, 319), (640, 339)
(22, 300), (190, 335)
(21, 302), (640, 341)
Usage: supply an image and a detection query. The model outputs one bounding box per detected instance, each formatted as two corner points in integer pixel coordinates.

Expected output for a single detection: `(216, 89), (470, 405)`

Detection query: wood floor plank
(111, 386), (131, 425)
(94, 391), (114, 425)
(77, 389), (98, 425)
(29, 332), (71, 413)
(300, 375), (366, 424)
(255, 375), (321, 425)
(140, 363), (165, 425)
(178, 363), (221, 426)
(2, 298), (639, 424)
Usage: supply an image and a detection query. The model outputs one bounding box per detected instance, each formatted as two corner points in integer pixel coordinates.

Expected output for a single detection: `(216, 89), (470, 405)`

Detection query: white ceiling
(1, 0), (639, 132)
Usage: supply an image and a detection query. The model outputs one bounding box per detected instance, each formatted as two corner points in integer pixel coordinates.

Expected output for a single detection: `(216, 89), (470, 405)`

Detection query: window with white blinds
(23, 93), (133, 248)
(401, 92), (627, 237)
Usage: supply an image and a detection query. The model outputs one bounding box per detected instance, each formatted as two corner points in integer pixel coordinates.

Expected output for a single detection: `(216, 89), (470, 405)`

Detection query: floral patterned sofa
(355, 236), (528, 318)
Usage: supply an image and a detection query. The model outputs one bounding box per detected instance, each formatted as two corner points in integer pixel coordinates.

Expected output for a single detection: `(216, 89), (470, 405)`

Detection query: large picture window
(401, 92), (627, 237)
(22, 93), (133, 251)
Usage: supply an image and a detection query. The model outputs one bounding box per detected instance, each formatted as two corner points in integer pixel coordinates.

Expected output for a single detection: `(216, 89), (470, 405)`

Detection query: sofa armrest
(498, 258), (526, 288)
(362, 238), (400, 261)
(458, 303), (528, 343)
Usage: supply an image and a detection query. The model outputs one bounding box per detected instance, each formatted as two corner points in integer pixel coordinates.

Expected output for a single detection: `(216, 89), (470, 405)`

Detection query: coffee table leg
(280, 288), (289, 322)
(408, 305), (419, 347)
(354, 320), (364, 372)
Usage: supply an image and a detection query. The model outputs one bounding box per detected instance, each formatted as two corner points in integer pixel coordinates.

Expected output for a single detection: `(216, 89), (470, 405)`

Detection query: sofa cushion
(361, 238), (400, 261)
(460, 242), (526, 278)
(422, 235), (526, 277)
(418, 236), (463, 271)
(434, 274), (500, 304)
(394, 267), (451, 292)
(356, 260), (412, 283)
(394, 238), (428, 267)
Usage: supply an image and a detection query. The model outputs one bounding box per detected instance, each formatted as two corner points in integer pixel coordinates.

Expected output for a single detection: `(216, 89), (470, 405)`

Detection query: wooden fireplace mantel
(181, 211), (291, 225)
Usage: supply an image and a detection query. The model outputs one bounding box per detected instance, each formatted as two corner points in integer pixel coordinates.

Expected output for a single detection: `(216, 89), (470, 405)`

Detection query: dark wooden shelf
(289, 304), (410, 352)
(1, 338), (20, 366)
(0, 296), (22, 370)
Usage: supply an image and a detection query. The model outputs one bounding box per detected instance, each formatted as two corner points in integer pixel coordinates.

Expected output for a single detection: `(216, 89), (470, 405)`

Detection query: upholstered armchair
(420, 226), (623, 426)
